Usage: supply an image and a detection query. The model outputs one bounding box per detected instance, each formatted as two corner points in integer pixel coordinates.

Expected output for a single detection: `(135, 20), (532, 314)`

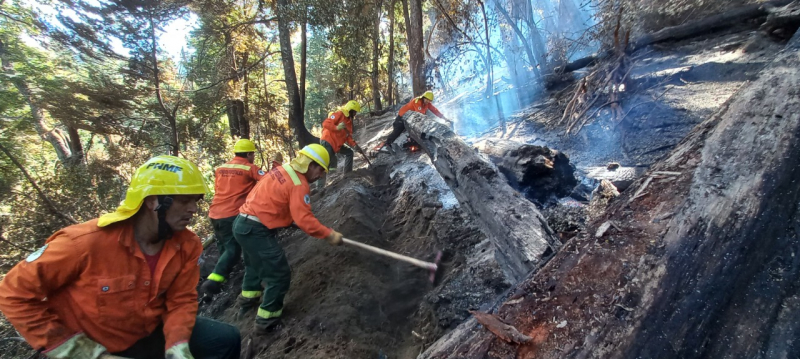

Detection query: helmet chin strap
(155, 196), (174, 242)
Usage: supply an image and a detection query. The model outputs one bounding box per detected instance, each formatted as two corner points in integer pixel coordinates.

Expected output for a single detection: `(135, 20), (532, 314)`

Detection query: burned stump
(474, 139), (577, 205)
(404, 113), (561, 283)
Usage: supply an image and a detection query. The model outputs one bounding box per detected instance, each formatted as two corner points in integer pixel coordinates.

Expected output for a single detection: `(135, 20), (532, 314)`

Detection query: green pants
(233, 215), (291, 318)
(208, 216), (240, 282)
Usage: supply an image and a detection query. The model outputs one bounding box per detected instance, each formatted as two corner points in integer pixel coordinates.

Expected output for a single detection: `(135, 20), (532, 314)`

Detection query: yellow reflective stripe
(257, 307), (283, 319)
(281, 164), (302, 186)
(207, 273), (225, 283)
(219, 163), (251, 171)
(241, 290), (262, 299)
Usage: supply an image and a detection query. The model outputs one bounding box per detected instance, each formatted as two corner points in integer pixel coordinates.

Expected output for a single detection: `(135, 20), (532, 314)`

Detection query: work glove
(324, 230), (343, 246)
(44, 333), (107, 359)
(336, 122), (346, 131)
(165, 342), (194, 359)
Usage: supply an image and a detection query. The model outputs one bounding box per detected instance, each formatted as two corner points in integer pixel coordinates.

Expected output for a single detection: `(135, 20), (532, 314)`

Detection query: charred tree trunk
(227, 99), (250, 139)
(387, 0), (396, 107)
(556, 0), (794, 76)
(420, 27), (800, 359)
(405, 0), (426, 95)
(371, 0), (384, 111)
(404, 112), (561, 283)
(276, 0), (317, 147)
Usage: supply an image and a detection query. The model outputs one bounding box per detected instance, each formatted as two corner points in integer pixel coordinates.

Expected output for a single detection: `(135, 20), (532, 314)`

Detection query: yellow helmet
(298, 144), (330, 172)
(342, 100), (361, 114)
(98, 156), (209, 227)
(234, 139), (257, 153)
(421, 91), (434, 101)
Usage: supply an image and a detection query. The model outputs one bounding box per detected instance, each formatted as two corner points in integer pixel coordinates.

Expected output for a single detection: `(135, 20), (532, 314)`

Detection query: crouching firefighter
(0, 156), (241, 359)
(201, 139), (265, 296)
(381, 90), (451, 154)
(234, 144), (344, 334)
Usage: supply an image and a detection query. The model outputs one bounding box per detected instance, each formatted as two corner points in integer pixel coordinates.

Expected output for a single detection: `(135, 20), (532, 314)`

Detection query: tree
(404, 0), (426, 95)
(370, 0), (384, 111)
(275, 0), (316, 147)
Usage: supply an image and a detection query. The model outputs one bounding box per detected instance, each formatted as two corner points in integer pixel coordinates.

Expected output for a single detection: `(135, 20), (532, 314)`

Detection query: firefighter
(200, 139), (265, 296)
(234, 144), (344, 334)
(320, 100), (363, 174)
(382, 91), (451, 154)
(0, 156), (240, 359)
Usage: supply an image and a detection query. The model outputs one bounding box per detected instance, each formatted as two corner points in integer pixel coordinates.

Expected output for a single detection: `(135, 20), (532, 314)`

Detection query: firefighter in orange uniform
(381, 91), (451, 154)
(0, 156), (240, 359)
(233, 144), (344, 334)
(200, 139), (265, 296)
(320, 100), (363, 174)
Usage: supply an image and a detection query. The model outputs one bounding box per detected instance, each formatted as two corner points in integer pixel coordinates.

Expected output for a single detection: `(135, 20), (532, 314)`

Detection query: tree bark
(275, 0), (317, 147)
(371, 0), (384, 111)
(300, 5), (307, 111)
(420, 27), (800, 359)
(405, 0), (426, 95)
(404, 112), (561, 283)
(479, 0), (505, 135)
(387, 0), (396, 107)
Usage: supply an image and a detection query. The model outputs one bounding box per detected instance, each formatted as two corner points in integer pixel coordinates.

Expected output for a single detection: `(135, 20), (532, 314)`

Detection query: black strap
(155, 196), (174, 241)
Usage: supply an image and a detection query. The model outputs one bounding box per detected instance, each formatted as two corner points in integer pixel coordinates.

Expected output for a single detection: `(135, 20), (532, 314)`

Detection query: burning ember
(402, 138), (421, 153)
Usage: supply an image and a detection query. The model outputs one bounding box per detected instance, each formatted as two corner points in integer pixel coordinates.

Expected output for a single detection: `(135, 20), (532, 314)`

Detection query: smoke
(431, 0), (598, 136)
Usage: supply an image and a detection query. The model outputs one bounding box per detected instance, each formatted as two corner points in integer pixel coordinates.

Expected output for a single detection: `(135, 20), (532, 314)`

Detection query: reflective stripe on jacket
(398, 98), (444, 118)
(239, 164), (332, 239)
(320, 110), (356, 153)
(0, 219), (202, 353)
(208, 157), (265, 219)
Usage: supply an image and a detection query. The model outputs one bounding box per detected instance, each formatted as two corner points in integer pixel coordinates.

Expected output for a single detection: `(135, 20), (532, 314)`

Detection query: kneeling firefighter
(233, 144), (344, 334)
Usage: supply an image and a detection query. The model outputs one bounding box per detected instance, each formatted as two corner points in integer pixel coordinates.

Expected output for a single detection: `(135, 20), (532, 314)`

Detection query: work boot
(254, 317), (282, 335)
(236, 296), (260, 320)
(385, 144), (396, 155)
(200, 279), (223, 296)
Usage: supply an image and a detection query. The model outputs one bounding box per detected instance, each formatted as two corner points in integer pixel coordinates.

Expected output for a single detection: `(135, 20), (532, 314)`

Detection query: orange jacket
(320, 110), (356, 153)
(0, 219), (201, 353)
(208, 157), (265, 219)
(239, 164), (332, 239)
(398, 98), (444, 118)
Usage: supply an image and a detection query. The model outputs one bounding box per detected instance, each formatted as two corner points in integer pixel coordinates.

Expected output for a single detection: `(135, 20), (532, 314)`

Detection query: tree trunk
(419, 27), (800, 359)
(495, 1), (541, 79)
(300, 5), (308, 111)
(479, 0), (505, 135)
(0, 40), (81, 165)
(148, 14), (179, 156)
(387, 0), (396, 107)
(371, 0), (384, 111)
(405, 0), (426, 95)
(275, 0), (317, 147)
(404, 112), (561, 283)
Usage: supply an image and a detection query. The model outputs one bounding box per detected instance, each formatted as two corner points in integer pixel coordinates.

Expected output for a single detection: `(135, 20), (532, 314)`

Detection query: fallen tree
(553, 0), (795, 77)
(404, 113), (562, 283)
(419, 27), (800, 359)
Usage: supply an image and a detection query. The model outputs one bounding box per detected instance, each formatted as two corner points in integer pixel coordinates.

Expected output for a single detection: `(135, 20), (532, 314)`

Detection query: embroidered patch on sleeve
(304, 194), (311, 204)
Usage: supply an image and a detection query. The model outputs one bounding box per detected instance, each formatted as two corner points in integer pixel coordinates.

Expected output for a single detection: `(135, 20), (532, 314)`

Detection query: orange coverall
(320, 110), (356, 153)
(239, 165), (332, 239)
(208, 156), (265, 220)
(0, 219), (202, 353)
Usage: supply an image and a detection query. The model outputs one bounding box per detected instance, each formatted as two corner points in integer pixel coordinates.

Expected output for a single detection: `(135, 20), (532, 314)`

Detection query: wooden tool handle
(342, 238), (437, 270)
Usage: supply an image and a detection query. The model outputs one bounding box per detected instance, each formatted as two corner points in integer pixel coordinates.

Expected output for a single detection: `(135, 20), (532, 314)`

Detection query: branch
(192, 49), (281, 92)
(0, 142), (78, 224)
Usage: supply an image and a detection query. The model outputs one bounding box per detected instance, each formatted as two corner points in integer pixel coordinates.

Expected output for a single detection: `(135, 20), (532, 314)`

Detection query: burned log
(404, 113), (561, 283)
(419, 26), (800, 359)
(474, 139), (577, 204)
(553, 0), (794, 77)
